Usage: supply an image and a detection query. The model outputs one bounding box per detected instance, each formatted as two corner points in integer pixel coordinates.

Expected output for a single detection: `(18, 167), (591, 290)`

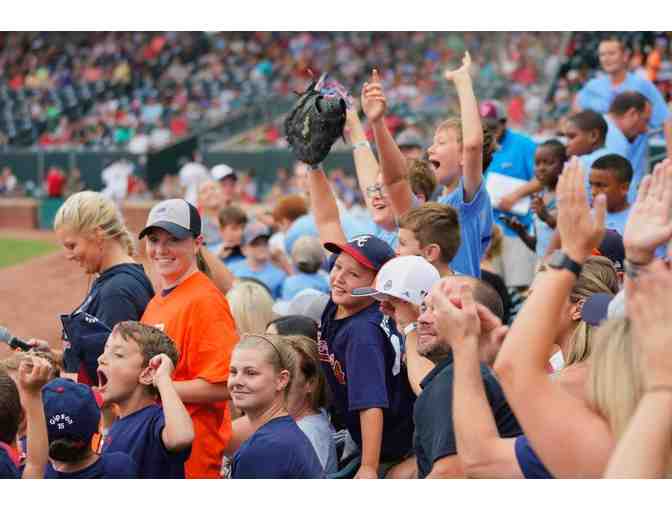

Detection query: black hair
(567, 110), (608, 144)
(592, 154), (634, 184)
(608, 91), (649, 116)
(539, 139), (568, 164)
(49, 438), (93, 463)
(267, 315), (319, 341)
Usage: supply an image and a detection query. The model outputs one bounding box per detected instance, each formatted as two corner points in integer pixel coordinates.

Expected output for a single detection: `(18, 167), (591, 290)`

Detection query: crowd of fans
(2, 33), (672, 481)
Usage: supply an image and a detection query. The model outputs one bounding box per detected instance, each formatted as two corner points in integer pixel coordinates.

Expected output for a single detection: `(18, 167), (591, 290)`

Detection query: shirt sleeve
(344, 321), (391, 411)
(152, 409), (192, 461)
(233, 440), (289, 479)
(641, 79), (671, 127)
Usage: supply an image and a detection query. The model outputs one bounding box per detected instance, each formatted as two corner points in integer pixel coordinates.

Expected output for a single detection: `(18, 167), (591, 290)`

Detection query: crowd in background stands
(0, 32), (565, 150)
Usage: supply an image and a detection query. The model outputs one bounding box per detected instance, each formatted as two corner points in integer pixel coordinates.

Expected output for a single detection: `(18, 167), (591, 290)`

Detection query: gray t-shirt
(297, 409), (338, 475)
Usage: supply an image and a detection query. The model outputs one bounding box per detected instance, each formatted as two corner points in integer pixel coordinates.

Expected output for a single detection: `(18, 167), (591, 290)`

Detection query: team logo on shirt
(318, 335), (346, 385)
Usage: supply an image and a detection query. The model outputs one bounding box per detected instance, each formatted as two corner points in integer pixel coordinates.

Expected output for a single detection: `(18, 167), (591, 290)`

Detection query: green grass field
(0, 237), (59, 269)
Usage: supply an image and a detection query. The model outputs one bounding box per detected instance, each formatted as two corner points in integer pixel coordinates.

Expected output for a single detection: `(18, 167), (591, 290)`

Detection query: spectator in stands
(407, 159), (437, 205)
(226, 279), (275, 336)
(45, 166), (66, 198)
(211, 164), (238, 207)
(0, 167), (18, 196)
(210, 205), (248, 267)
(178, 154), (210, 206)
(280, 235), (330, 300)
(196, 180), (224, 248)
(589, 155), (633, 237)
(271, 194), (309, 255)
(228, 222), (287, 300)
(575, 35), (671, 161)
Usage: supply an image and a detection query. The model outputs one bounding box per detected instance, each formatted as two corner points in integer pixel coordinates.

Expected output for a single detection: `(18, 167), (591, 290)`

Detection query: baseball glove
(284, 73), (347, 166)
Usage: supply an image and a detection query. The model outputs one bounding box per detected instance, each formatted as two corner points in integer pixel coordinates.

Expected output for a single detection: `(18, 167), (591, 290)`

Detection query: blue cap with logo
(324, 234), (395, 272)
(42, 378), (101, 445)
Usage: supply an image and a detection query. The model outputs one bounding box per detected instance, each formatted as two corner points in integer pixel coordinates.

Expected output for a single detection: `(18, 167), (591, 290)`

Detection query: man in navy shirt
(409, 276), (521, 478)
(317, 235), (416, 479)
(98, 321), (193, 478)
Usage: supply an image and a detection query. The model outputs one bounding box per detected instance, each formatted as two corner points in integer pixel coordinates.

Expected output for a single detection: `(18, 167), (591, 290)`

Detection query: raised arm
(665, 119), (672, 159)
(345, 106), (381, 208)
(445, 52), (483, 203)
(308, 166), (348, 246)
(433, 283), (522, 478)
(17, 357), (51, 479)
(494, 157), (615, 477)
(604, 261), (672, 478)
(361, 70), (416, 217)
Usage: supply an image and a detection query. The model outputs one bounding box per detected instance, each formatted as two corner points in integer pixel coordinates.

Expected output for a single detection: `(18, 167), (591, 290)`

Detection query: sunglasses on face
(365, 184), (389, 198)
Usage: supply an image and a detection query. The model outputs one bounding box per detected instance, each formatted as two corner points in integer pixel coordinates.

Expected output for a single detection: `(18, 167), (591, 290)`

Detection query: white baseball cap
(351, 255), (440, 305)
(211, 164), (237, 181)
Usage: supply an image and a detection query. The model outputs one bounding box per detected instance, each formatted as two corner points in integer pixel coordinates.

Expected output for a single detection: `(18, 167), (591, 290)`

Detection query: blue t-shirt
(228, 259), (287, 300)
(603, 115), (645, 203)
(359, 217), (400, 250)
(0, 444), (20, 479)
(284, 213), (371, 255)
(486, 129), (537, 237)
(514, 435), (553, 479)
(533, 194), (557, 258)
(231, 415), (324, 479)
(604, 207), (631, 237)
(103, 404), (191, 479)
(45, 452), (138, 479)
(437, 179), (494, 277)
(63, 263), (154, 381)
(578, 71), (671, 130)
(318, 299), (416, 462)
(281, 272), (330, 300)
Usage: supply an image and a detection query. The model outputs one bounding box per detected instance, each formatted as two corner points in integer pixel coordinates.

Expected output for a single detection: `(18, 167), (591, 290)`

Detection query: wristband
(403, 322), (417, 336)
(352, 140), (371, 151)
(646, 385), (672, 395)
(624, 259), (649, 279)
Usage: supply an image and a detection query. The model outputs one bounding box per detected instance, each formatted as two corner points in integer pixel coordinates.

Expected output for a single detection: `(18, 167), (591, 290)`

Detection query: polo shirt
(413, 352), (522, 478)
(318, 299), (415, 462)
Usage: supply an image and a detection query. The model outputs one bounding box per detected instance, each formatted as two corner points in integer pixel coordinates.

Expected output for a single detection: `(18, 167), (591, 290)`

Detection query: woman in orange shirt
(139, 198), (238, 478)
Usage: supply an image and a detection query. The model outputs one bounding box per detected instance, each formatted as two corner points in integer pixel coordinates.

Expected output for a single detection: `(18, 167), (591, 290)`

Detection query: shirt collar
(419, 350), (454, 389)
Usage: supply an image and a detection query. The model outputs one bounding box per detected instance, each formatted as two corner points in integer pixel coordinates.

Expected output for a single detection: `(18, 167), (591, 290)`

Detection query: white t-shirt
(179, 162), (210, 206)
(101, 161), (132, 201)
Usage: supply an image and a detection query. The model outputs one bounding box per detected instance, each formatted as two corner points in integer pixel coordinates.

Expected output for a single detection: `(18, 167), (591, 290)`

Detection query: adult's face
(598, 41), (627, 75)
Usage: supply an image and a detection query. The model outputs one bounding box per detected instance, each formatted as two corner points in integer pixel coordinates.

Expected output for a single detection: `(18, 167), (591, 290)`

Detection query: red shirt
(46, 169), (66, 198)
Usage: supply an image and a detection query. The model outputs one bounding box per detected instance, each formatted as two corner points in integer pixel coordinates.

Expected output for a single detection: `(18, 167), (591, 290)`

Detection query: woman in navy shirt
(227, 334), (324, 479)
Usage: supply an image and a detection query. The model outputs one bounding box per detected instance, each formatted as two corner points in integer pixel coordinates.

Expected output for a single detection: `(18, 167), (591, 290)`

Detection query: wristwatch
(548, 250), (582, 278)
(624, 259), (649, 279)
(403, 322), (417, 336)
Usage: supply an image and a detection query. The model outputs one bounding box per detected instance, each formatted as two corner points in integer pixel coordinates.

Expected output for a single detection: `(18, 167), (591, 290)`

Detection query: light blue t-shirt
(437, 179), (493, 277)
(604, 115), (645, 203)
(284, 213), (371, 254)
(486, 129), (537, 237)
(359, 217), (399, 250)
(281, 272), (330, 301)
(296, 409), (338, 475)
(580, 145), (620, 199)
(533, 194), (556, 259)
(604, 207), (631, 237)
(229, 259), (287, 299)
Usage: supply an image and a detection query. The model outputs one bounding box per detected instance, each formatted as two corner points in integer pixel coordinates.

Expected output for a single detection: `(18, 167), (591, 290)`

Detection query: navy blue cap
(324, 235), (395, 272)
(596, 229), (625, 271)
(42, 378), (101, 444)
(581, 293), (614, 327)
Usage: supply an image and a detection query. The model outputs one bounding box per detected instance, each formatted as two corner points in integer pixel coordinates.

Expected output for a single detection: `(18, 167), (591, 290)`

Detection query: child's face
(563, 121), (598, 157)
(242, 237), (271, 264)
(396, 228), (423, 257)
(96, 331), (146, 405)
(367, 173), (395, 227)
(534, 146), (563, 189)
(197, 180), (222, 210)
(220, 223), (245, 248)
(329, 253), (376, 308)
(589, 168), (629, 212)
(228, 346), (287, 414)
(427, 127), (461, 186)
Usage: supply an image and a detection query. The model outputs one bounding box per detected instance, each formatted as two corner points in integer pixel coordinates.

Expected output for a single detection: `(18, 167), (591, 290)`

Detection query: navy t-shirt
(414, 352), (522, 478)
(231, 416), (324, 479)
(318, 299), (416, 462)
(0, 444), (20, 479)
(514, 435), (553, 479)
(102, 404), (191, 478)
(45, 452), (137, 478)
(63, 263), (154, 377)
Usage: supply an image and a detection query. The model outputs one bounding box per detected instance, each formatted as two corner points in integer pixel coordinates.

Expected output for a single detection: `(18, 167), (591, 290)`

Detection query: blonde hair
(235, 334), (296, 398)
(227, 280), (275, 335)
(588, 319), (672, 476)
(436, 117), (498, 170)
(54, 191), (135, 256)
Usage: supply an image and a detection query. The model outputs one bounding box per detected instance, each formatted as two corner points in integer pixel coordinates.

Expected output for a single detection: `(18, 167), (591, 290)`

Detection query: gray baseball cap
(139, 199), (202, 240)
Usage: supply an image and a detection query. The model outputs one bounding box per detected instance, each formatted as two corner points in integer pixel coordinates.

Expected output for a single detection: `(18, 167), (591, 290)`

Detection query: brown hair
(0, 368), (21, 444)
(399, 203), (461, 264)
(272, 195), (309, 224)
(283, 335), (330, 411)
(112, 321), (179, 395)
(407, 159), (437, 201)
(218, 205), (248, 228)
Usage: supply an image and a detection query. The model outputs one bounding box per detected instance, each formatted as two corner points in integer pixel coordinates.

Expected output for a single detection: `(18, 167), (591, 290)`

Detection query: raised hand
(556, 156), (606, 263)
(444, 51), (473, 84)
(149, 353), (175, 385)
(623, 159), (672, 265)
(626, 260), (672, 388)
(360, 69), (387, 124)
(17, 356), (52, 396)
(431, 282), (481, 350)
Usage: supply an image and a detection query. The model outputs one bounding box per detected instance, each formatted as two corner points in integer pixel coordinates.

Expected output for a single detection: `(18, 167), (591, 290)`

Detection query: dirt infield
(0, 229), (89, 359)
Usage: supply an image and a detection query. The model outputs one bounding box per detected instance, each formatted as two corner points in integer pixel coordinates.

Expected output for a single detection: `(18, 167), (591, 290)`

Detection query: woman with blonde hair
(226, 279), (275, 335)
(29, 191), (154, 386)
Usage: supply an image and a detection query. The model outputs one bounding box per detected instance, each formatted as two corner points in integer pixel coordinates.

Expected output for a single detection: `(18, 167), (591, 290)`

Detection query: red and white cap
(351, 255), (440, 305)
